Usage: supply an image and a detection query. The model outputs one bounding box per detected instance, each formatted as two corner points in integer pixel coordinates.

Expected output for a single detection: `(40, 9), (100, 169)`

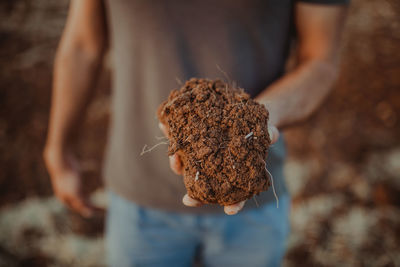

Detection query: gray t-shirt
(103, 0), (348, 213)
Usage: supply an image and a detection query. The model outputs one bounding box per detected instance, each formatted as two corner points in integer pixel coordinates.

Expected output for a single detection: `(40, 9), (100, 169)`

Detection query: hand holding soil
(158, 78), (279, 214)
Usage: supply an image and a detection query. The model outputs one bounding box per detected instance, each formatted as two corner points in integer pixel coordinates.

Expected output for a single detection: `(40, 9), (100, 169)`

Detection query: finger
(58, 194), (71, 207)
(158, 122), (169, 137)
(224, 200), (246, 215)
(268, 125), (279, 144)
(62, 192), (98, 218)
(62, 196), (81, 214)
(169, 154), (183, 175)
(78, 192), (107, 215)
(81, 198), (106, 213)
(182, 194), (203, 207)
(69, 197), (95, 218)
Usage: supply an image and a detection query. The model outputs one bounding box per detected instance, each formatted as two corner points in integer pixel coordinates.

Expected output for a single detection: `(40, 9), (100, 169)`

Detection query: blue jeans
(106, 192), (290, 267)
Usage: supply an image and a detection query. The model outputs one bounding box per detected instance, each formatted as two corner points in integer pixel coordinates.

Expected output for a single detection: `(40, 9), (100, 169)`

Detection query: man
(44, 0), (348, 266)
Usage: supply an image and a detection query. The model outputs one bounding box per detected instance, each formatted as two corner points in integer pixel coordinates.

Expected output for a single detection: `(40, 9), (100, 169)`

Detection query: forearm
(44, 49), (105, 217)
(256, 58), (338, 129)
(45, 47), (104, 151)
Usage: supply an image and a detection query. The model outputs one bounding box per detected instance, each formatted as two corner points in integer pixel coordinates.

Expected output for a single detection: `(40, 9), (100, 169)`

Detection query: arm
(163, 3), (348, 215)
(43, 0), (107, 217)
(256, 3), (348, 129)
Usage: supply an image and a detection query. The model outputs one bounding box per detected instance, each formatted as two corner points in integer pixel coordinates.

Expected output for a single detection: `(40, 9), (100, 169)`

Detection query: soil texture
(158, 78), (271, 205)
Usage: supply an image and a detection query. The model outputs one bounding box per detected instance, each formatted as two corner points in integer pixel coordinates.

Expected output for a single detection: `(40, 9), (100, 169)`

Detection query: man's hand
(159, 121), (279, 215)
(43, 148), (103, 217)
(256, 3), (348, 128)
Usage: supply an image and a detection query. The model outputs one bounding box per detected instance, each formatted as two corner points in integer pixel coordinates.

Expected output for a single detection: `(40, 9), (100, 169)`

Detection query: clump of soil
(157, 78), (271, 205)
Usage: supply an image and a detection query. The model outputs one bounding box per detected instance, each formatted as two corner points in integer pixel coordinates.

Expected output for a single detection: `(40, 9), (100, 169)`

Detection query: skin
(43, 0), (108, 217)
(167, 3), (348, 214)
(43, 0), (348, 217)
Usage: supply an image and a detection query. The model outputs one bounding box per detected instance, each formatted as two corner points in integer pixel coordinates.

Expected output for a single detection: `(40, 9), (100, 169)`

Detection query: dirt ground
(0, 0), (399, 266)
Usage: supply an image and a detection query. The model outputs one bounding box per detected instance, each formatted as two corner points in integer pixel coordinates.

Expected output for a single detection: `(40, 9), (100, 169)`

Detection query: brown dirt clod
(157, 78), (271, 205)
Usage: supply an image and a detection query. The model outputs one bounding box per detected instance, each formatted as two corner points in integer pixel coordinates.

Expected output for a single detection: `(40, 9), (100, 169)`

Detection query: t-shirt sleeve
(297, 0), (350, 4)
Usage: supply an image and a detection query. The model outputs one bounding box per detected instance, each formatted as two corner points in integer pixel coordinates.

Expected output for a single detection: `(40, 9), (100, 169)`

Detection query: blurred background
(0, 0), (399, 266)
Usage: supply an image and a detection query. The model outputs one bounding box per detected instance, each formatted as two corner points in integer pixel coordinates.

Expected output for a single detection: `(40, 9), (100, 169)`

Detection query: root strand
(140, 141), (169, 156)
(253, 195), (259, 207)
(264, 160), (279, 208)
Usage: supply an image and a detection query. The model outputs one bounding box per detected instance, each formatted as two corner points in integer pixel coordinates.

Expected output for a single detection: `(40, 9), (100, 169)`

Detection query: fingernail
(268, 126), (279, 143)
(224, 207), (239, 215)
(224, 201), (245, 215)
(182, 195), (202, 207)
(268, 127), (274, 140)
(169, 155), (183, 175)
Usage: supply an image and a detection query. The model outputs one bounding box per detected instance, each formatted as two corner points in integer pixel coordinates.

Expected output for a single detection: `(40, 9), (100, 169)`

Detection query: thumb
(158, 122), (169, 137)
(169, 154), (183, 175)
(268, 125), (279, 144)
